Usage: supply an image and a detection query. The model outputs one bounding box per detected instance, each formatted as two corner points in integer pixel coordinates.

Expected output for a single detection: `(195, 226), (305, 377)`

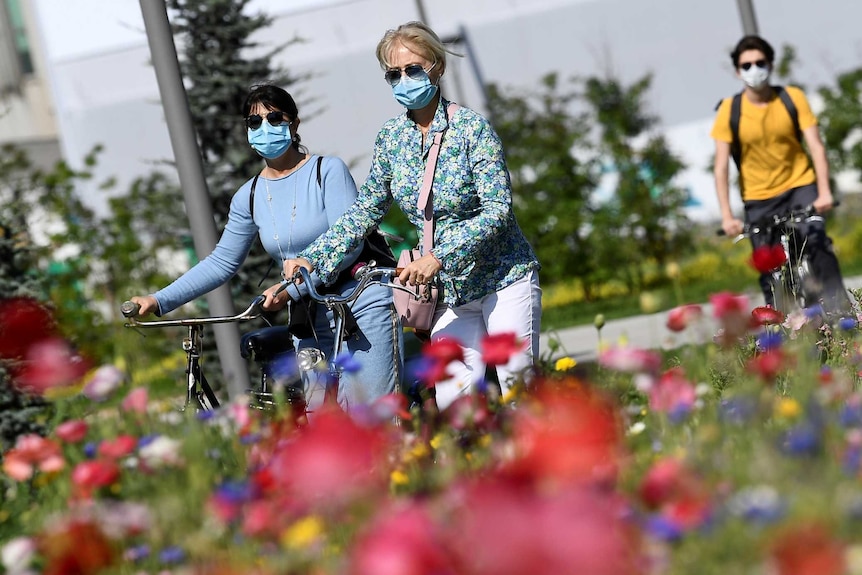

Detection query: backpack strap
(774, 85), (802, 142)
(729, 92), (743, 175)
(316, 155), (323, 187)
(249, 174), (260, 220)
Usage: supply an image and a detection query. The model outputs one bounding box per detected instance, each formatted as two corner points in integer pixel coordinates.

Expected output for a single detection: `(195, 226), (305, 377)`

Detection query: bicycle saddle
(240, 326), (294, 360)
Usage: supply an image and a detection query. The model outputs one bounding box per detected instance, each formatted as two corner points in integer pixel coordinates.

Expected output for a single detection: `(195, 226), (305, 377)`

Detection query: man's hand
(813, 189), (835, 213)
(283, 258), (314, 283)
(262, 282), (290, 312)
(397, 253), (442, 286)
(721, 217), (744, 237)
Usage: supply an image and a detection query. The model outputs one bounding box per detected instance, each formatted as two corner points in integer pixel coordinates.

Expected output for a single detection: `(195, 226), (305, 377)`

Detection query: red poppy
(98, 435), (138, 459)
(481, 332), (526, 366)
(752, 306), (785, 326)
(666, 304), (703, 332)
(750, 245), (787, 273)
(71, 460), (121, 499)
(747, 349), (792, 382)
(422, 337), (464, 365)
(0, 297), (56, 360)
(39, 520), (116, 575)
(770, 523), (846, 575)
(55, 420), (89, 443)
(14, 338), (90, 395)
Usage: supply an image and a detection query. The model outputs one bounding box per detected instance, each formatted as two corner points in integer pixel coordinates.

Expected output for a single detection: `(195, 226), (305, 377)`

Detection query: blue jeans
(296, 279), (402, 410)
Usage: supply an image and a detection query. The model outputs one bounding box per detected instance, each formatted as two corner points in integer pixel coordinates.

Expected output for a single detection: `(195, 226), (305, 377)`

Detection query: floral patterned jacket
(299, 98), (539, 307)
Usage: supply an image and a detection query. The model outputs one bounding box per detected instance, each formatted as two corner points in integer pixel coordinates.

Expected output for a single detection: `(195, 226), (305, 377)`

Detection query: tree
(583, 74), (692, 293)
(486, 73), (599, 290)
(167, 0), (301, 303)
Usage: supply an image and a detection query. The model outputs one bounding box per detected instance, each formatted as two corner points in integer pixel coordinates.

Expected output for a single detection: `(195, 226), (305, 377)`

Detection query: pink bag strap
(418, 102), (460, 254)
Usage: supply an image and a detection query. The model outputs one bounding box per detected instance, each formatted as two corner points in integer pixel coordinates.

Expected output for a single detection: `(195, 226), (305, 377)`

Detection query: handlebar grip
(121, 301), (140, 318)
(716, 229), (726, 237)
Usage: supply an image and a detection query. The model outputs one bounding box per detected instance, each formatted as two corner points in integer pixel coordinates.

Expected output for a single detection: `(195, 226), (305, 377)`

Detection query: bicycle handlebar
(716, 202), (837, 238)
(121, 295), (265, 328)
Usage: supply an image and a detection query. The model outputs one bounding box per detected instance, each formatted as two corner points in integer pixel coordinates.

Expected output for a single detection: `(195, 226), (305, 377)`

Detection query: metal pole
(414, 0), (429, 24)
(736, 0), (760, 36)
(139, 0), (249, 398)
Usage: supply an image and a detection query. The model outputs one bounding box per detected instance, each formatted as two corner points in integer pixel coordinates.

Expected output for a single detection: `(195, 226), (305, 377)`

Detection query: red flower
(2, 434), (65, 481)
(638, 457), (712, 530)
(39, 520), (116, 575)
(55, 420), (88, 443)
(770, 523), (846, 575)
(666, 304), (703, 332)
(750, 244), (787, 273)
(71, 460), (121, 499)
(709, 292), (749, 319)
(752, 306), (785, 326)
(648, 367), (696, 414)
(14, 338), (90, 395)
(748, 349), (793, 382)
(0, 297), (56, 360)
(481, 332), (526, 366)
(98, 435), (138, 459)
(422, 337), (464, 365)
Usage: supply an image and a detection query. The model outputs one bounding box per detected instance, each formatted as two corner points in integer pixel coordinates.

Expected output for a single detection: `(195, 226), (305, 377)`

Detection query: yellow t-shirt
(710, 85), (816, 201)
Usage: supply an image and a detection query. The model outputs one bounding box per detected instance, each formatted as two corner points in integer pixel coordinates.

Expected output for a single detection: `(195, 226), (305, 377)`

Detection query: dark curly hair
(730, 35), (775, 69)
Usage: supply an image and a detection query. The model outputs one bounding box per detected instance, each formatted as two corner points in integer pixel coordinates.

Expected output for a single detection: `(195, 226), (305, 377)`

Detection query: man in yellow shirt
(711, 35), (850, 316)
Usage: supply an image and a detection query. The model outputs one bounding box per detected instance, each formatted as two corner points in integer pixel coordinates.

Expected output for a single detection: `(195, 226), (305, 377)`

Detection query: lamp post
(138, 0), (249, 398)
(736, 0), (760, 35)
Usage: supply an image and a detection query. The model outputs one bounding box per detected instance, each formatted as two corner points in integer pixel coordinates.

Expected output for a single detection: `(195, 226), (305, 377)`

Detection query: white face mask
(740, 64), (770, 89)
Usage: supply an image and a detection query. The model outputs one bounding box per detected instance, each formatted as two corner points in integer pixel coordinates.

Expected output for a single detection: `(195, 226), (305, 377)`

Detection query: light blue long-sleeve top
(153, 155), (362, 315)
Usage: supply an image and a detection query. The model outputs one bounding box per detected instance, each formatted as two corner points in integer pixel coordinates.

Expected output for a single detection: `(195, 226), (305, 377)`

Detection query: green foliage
(167, 0), (301, 301)
(818, 68), (862, 187)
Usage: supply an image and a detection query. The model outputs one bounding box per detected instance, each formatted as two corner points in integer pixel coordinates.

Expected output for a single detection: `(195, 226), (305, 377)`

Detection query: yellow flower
(390, 469), (410, 487)
(281, 516), (324, 550)
(429, 434), (444, 450)
(775, 397), (802, 419)
(666, 261), (681, 279)
(639, 292), (661, 314)
(554, 357), (577, 372)
(407, 443), (430, 461)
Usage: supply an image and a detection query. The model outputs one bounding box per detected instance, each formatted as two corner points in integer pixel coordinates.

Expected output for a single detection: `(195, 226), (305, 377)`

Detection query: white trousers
(430, 269), (542, 409)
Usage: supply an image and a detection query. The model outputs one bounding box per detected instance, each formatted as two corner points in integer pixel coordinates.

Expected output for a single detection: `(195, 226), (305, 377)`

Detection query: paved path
(540, 275), (862, 362)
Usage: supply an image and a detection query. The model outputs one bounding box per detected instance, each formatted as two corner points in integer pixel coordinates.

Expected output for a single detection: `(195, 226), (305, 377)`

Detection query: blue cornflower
(840, 404), (862, 428)
(843, 445), (862, 476)
(756, 331), (783, 351)
(804, 304), (824, 319)
(667, 404), (692, 424)
(475, 376), (489, 395)
(124, 544), (150, 563)
(719, 396), (755, 425)
(158, 546), (186, 565)
(137, 434), (158, 449)
(780, 423), (822, 456)
(334, 351), (361, 373)
(83, 441), (98, 459)
(727, 486), (785, 525)
(196, 409), (217, 421)
(644, 515), (683, 542)
(839, 317), (858, 331)
(215, 480), (253, 504)
(239, 433), (262, 445)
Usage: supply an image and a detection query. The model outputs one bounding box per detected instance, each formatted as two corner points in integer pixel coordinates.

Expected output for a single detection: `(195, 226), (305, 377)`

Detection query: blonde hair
(375, 21), (461, 71)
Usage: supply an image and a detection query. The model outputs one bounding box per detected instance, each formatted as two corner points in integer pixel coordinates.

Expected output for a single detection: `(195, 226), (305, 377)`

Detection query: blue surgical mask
(392, 73), (438, 110)
(247, 121), (292, 159)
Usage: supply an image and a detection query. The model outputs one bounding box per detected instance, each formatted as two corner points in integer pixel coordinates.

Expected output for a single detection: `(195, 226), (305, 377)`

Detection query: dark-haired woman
(127, 84), (402, 408)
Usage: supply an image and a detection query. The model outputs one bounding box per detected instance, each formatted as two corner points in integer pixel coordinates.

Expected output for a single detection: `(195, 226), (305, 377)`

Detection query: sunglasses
(245, 110), (290, 130)
(739, 59), (768, 71)
(383, 62), (436, 86)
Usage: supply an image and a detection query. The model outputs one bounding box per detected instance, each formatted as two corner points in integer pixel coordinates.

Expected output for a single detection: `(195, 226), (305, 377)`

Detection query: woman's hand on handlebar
(283, 258), (313, 283)
(262, 282), (291, 312)
(721, 217), (744, 237)
(127, 295), (159, 318)
(813, 190), (835, 213)
(398, 253), (442, 286)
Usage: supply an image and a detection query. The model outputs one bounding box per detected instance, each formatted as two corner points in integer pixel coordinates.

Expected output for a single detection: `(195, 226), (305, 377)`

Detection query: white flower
(628, 421), (646, 436)
(1, 537), (36, 574)
(139, 436), (184, 468)
(82, 365), (125, 401)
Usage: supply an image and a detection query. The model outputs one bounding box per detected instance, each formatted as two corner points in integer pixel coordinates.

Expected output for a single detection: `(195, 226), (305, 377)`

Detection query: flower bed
(1, 295), (861, 575)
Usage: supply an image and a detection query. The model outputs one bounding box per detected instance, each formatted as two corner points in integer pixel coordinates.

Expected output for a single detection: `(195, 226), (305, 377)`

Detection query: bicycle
(719, 203), (828, 313)
(121, 260), (418, 416)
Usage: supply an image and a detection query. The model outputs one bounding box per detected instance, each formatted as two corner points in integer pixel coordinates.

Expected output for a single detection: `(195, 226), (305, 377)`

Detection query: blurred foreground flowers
(1, 294), (862, 574)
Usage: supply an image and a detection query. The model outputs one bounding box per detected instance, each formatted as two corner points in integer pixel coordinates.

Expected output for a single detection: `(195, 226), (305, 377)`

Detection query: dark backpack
(249, 156), (396, 285)
(721, 86), (804, 193)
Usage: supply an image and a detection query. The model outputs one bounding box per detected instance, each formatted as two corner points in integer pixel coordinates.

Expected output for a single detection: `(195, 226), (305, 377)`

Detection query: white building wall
(27, 0), (862, 220)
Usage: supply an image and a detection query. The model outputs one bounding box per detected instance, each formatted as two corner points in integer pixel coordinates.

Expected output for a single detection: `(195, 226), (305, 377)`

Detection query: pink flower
(267, 407), (390, 509)
(481, 332), (526, 366)
(2, 434), (65, 481)
(15, 338), (89, 394)
(120, 387), (148, 414)
(98, 435), (137, 459)
(349, 503), (454, 575)
(82, 365), (124, 402)
(598, 345), (661, 374)
(710, 291), (749, 319)
(55, 420), (88, 443)
(710, 292), (752, 345)
(666, 304), (703, 332)
(648, 367), (696, 414)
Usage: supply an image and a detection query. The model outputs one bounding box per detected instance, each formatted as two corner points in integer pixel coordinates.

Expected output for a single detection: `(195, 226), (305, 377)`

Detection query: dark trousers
(744, 184), (850, 314)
